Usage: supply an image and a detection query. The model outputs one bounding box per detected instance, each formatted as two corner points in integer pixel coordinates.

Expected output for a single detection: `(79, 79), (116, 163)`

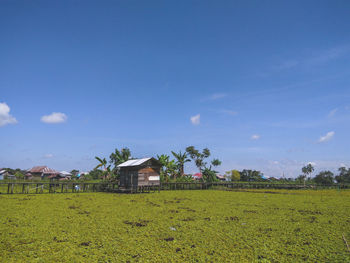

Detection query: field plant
(0, 189), (349, 262)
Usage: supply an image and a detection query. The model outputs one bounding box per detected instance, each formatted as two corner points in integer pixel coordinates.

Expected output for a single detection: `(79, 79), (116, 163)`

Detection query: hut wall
(138, 167), (160, 186)
(119, 168), (138, 188)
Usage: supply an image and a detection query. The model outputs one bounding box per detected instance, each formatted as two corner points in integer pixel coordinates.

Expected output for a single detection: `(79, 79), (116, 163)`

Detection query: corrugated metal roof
(117, 158), (152, 167)
(28, 166), (59, 174)
(60, 171), (72, 176)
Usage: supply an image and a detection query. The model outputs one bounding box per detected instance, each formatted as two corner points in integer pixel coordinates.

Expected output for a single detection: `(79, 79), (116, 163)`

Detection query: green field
(1, 190), (349, 262)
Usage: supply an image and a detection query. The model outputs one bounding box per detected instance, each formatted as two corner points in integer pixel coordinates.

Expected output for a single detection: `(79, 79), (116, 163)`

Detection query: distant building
(0, 170), (6, 180)
(0, 169), (15, 180)
(216, 174), (226, 181)
(117, 158), (161, 189)
(59, 171), (72, 180)
(192, 173), (202, 180)
(26, 166), (59, 180)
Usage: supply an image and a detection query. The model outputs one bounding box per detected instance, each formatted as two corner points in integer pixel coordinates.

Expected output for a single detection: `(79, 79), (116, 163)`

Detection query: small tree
(15, 171), (24, 180)
(296, 174), (306, 184)
(225, 170), (240, 181)
(202, 167), (218, 182)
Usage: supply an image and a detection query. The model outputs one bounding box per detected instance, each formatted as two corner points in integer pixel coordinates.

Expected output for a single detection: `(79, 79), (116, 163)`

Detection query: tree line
(224, 163), (350, 185)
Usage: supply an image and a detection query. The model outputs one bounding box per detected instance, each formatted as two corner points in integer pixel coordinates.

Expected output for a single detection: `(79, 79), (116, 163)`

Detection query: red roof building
(192, 173), (202, 180)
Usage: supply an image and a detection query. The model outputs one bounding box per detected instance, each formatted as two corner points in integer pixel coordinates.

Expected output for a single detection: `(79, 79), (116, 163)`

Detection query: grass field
(1, 190), (349, 262)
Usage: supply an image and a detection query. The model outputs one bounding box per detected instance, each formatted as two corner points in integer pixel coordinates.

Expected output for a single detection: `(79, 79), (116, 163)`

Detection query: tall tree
(185, 146), (211, 172)
(185, 146), (221, 182)
(301, 163), (314, 186)
(110, 148), (131, 167)
(171, 151), (191, 177)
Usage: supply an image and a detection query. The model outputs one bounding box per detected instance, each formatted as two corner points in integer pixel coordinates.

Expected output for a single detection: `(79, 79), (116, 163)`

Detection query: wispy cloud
(43, 153), (54, 158)
(202, 93), (227, 101)
(251, 134), (260, 140)
(0, 102), (18, 127)
(219, 109), (238, 116)
(306, 46), (349, 66)
(41, 112), (67, 124)
(190, 114), (200, 125)
(263, 45), (350, 76)
(318, 131), (335, 143)
(327, 108), (338, 118)
(273, 59), (299, 71)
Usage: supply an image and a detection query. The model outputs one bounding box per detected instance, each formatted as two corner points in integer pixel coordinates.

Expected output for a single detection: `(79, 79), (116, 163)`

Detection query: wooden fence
(0, 182), (348, 194)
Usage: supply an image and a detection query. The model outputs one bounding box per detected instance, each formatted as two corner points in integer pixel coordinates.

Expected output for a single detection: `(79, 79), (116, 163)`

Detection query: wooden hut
(117, 158), (161, 189)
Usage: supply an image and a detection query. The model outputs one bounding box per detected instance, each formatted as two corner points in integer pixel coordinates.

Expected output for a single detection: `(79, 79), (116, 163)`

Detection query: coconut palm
(95, 157), (107, 170)
(95, 157), (110, 180)
(171, 151), (191, 177)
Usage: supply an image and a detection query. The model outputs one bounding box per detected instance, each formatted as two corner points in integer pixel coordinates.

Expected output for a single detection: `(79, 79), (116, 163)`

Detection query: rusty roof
(28, 166), (59, 174)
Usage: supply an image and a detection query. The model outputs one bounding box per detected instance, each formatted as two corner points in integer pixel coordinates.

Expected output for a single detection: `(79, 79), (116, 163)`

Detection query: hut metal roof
(117, 158), (152, 167)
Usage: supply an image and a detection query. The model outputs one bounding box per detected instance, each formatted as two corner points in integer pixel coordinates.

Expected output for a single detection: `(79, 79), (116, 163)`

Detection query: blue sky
(1, 0), (350, 177)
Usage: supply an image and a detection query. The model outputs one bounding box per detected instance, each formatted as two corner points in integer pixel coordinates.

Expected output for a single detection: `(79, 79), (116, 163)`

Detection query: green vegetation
(1, 190), (349, 262)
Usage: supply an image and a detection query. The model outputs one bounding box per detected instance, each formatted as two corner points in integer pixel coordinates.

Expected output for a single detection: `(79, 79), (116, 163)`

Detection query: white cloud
(41, 112), (67, 124)
(340, 163), (348, 168)
(319, 131), (335, 143)
(307, 162), (316, 166)
(327, 108), (338, 117)
(0, 102), (17, 127)
(190, 114), (200, 125)
(251, 134), (260, 140)
(44, 153), (54, 158)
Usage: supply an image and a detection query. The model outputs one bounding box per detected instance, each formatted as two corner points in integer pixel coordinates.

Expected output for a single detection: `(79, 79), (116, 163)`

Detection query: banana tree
(171, 151), (191, 177)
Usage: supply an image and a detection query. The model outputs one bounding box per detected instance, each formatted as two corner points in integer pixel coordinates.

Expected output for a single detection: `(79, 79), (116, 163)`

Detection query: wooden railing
(0, 181), (348, 194)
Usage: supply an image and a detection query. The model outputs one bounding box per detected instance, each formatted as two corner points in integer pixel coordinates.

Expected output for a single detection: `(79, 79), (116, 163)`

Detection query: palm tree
(302, 163), (314, 186)
(95, 157), (110, 180)
(95, 157), (107, 170)
(171, 151), (191, 177)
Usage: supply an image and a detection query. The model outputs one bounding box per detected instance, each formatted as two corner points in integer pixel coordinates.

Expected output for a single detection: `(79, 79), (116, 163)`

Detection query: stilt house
(117, 158), (161, 189)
